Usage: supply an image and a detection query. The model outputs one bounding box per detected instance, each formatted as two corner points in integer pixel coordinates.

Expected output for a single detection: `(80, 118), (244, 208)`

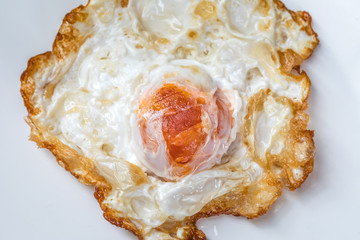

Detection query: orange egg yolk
(153, 84), (207, 164)
(138, 82), (231, 178)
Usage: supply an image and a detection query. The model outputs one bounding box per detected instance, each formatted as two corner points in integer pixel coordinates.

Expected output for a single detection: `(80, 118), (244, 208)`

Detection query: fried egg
(21, 0), (318, 239)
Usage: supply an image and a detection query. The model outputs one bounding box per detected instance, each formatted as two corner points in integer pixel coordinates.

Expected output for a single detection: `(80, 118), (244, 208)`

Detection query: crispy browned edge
(274, 0), (319, 72)
(20, 0), (319, 239)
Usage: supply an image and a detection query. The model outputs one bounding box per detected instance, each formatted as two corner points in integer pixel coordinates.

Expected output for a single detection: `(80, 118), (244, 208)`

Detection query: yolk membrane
(154, 84), (207, 164)
(138, 82), (231, 178)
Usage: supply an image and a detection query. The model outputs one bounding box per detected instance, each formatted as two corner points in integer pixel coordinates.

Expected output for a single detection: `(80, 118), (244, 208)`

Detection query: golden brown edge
(20, 0), (318, 239)
(20, 1), (148, 239)
(275, 0), (319, 72)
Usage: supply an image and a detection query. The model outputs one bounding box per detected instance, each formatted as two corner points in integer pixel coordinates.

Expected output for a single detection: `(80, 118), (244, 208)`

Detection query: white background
(1, 0), (360, 239)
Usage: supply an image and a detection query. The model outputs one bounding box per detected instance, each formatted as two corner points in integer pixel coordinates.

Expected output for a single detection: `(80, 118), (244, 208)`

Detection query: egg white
(32, 0), (316, 235)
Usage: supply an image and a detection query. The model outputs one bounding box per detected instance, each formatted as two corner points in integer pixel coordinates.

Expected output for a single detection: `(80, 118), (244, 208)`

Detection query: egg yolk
(138, 82), (232, 178)
(152, 84), (207, 164)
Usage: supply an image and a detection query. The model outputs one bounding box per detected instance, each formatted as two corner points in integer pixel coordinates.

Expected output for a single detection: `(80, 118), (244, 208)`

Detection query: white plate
(1, 0), (359, 239)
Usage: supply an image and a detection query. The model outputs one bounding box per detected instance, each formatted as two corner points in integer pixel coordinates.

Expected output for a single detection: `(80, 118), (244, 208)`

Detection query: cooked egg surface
(31, 0), (317, 236)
